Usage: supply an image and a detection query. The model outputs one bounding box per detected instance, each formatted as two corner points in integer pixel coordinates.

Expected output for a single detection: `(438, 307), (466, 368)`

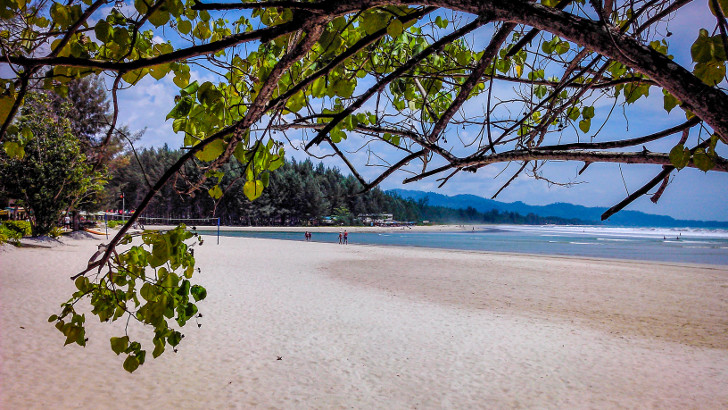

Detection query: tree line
(107, 146), (587, 226)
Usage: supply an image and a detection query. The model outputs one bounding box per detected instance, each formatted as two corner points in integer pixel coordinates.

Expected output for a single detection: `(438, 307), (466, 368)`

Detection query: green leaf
(582, 106), (595, 119)
(195, 139), (225, 162)
(110, 336), (129, 355)
(172, 118), (186, 133)
(94, 19), (111, 42)
(691, 29), (715, 64)
(166, 96), (193, 120)
(0, 94), (15, 125)
(197, 81), (222, 106)
(181, 80), (199, 96)
(286, 90), (306, 113)
(190, 285), (207, 301)
(387, 19), (404, 37)
(149, 9), (170, 27)
(75, 276), (89, 292)
(134, 0), (148, 14)
(360, 11), (388, 35)
(3, 141), (25, 159)
(243, 180), (264, 201)
(541, 39), (554, 55)
(50, 3), (71, 28)
(330, 128), (346, 143)
(192, 21), (211, 40)
(167, 330), (182, 347)
(140, 282), (155, 301)
(174, 72), (190, 88)
(692, 148), (714, 171)
(567, 106), (580, 121)
(693, 61), (726, 86)
(149, 64), (170, 80)
(123, 355), (140, 373)
(152, 338), (165, 358)
(663, 91), (679, 113)
(178, 19), (192, 35)
(578, 118), (591, 133)
(208, 185), (223, 199)
(555, 41), (570, 55)
(669, 144), (690, 169)
(434, 16), (448, 29)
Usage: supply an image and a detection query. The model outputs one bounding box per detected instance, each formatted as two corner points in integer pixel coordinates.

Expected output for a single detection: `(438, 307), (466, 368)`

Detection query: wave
(503, 224), (728, 240)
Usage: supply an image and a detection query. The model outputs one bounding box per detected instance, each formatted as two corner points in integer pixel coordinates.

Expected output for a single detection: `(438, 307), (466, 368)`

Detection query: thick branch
(601, 166), (672, 220)
(403, 149), (728, 184)
(536, 117), (700, 151)
(362, 149), (427, 192)
(5, 21), (302, 72)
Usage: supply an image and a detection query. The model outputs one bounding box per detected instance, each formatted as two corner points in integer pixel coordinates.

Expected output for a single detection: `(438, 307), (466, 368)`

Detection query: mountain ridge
(388, 189), (728, 228)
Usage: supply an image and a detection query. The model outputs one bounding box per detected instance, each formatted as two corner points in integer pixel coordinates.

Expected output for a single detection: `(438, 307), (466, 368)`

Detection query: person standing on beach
(344, 230), (348, 245)
(338, 231), (342, 244)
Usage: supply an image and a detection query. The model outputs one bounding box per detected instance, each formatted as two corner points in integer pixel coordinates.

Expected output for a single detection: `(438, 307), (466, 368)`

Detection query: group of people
(302, 230), (348, 244)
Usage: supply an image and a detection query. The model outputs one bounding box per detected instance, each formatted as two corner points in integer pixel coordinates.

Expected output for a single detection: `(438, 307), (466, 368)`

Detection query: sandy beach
(1, 234), (727, 408)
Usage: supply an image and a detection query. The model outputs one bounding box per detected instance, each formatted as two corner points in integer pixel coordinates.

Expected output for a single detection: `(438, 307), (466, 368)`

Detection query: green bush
(49, 226), (65, 238)
(107, 220), (123, 229)
(0, 220), (32, 245)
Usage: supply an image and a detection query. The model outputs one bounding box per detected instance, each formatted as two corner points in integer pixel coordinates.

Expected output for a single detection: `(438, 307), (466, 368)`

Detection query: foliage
(107, 219), (124, 229)
(0, 219), (31, 245)
(1, 0), (727, 370)
(0, 94), (106, 236)
(48, 225), (206, 373)
(107, 147), (587, 225)
(49, 76), (112, 150)
(106, 148), (422, 224)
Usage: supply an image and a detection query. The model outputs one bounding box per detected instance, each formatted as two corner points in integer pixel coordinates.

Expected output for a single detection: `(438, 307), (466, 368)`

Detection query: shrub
(0, 220), (32, 245)
(107, 220), (123, 229)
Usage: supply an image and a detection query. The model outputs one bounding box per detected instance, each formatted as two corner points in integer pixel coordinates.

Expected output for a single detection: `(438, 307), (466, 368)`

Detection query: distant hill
(388, 189), (728, 228)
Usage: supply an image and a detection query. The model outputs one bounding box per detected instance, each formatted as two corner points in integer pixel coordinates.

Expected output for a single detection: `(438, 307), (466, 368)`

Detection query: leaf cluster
(48, 225), (206, 373)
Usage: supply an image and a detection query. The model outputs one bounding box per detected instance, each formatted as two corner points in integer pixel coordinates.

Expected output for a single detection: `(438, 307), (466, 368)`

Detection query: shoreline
(2, 235), (727, 407)
(143, 223), (479, 233)
(130, 224), (728, 268)
(219, 235), (728, 271)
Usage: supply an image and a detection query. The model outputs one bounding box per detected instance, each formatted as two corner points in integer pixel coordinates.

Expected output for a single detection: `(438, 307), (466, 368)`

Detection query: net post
(217, 217), (220, 245)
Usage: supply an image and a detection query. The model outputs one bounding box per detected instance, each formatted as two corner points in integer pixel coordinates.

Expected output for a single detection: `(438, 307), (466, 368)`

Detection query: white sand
(1, 235), (727, 408)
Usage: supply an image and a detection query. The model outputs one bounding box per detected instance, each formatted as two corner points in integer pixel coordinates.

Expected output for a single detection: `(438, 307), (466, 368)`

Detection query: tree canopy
(0, 93), (105, 235)
(1, 0), (727, 371)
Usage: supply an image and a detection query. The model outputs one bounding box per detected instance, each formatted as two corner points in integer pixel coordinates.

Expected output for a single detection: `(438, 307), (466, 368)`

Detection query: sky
(105, 1), (728, 222)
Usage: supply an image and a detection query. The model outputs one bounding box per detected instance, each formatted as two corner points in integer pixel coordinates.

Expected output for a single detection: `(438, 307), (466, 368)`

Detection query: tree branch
(305, 15), (489, 149)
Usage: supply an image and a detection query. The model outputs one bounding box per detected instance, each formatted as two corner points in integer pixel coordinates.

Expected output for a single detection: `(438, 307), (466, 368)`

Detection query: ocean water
(200, 225), (728, 266)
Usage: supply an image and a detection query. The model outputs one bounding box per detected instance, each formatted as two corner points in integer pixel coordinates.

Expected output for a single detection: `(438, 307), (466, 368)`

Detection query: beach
(1, 235), (727, 408)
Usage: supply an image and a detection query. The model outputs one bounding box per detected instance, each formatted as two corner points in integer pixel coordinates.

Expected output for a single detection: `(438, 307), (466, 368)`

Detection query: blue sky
(106, 2), (727, 221)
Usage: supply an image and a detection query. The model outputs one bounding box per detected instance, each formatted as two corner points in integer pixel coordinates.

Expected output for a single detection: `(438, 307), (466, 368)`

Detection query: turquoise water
(199, 225), (728, 266)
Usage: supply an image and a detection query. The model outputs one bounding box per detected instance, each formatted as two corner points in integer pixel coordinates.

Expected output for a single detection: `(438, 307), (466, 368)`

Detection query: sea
(200, 225), (728, 266)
